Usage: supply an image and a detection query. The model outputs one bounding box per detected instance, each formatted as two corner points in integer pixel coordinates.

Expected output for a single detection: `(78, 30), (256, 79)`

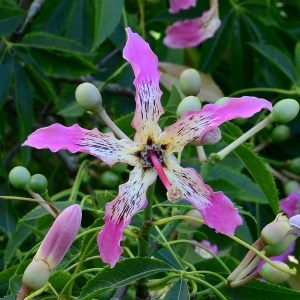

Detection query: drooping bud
(185, 209), (203, 229)
(261, 212), (291, 245)
(75, 82), (102, 113)
(264, 234), (297, 257)
(269, 99), (299, 123)
(259, 261), (291, 284)
(179, 69), (201, 96)
(9, 166), (31, 190)
(19, 204), (81, 296)
(270, 125), (291, 142)
(176, 96), (202, 118)
(200, 128), (221, 145)
(29, 174), (48, 194)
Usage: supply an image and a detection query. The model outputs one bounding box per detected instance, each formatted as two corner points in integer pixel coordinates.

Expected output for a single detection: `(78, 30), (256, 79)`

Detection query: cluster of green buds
(9, 166), (58, 217)
(17, 205), (82, 299)
(227, 213), (300, 287)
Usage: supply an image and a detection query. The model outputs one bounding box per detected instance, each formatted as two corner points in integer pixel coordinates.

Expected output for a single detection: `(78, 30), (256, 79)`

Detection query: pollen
(140, 143), (166, 168)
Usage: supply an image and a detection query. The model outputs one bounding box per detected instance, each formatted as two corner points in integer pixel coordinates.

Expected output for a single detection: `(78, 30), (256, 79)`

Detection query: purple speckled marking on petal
(97, 164), (156, 267)
(164, 155), (242, 235)
(123, 28), (164, 144)
(22, 123), (141, 166)
(164, 2), (221, 48)
(160, 96), (272, 155)
(35, 205), (82, 270)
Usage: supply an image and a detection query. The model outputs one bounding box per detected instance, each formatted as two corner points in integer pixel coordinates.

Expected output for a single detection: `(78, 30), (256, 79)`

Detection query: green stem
(213, 117), (273, 161)
(137, 0), (145, 39)
(135, 182), (155, 299)
(196, 282), (225, 299)
(229, 87), (300, 97)
(152, 215), (204, 227)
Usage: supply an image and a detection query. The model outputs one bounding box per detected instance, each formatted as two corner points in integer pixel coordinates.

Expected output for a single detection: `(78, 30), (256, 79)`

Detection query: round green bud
(176, 96), (202, 118)
(22, 259), (51, 291)
(215, 97), (229, 106)
(260, 261), (290, 284)
(265, 234), (297, 257)
(9, 166), (31, 190)
(261, 213), (291, 245)
(179, 69), (201, 96)
(185, 209), (203, 229)
(284, 181), (300, 194)
(111, 163), (128, 174)
(100, 170), (119, 188)
(29, 174), (48, 194)
(288, 157), (300, 174)
(270, 125), (291, 142)
(75, 82), (102, 113)
(269, 99), (299, 123)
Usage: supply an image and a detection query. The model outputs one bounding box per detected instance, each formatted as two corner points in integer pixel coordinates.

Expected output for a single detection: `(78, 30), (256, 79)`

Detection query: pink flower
(164, 1), (221, 48)
(192, 240), (218, 258)
(23, 28), (272, 267)
(168, 0), (197, 14)
(280, 193), (300, 218)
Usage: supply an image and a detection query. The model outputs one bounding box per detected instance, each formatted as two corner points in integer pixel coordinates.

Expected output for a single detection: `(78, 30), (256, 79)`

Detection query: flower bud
(270, 125), (291, 142)
(265, 233), (297, 257)
(288, 157), (300, 174)
(289, 214), (300, 235)
(100, 170), (119, 188)
(200, 128), (221, 145)
(75, 82), (102, 113)
(185, 209), (203, 229)
(260, 261), (290, 284)
(284, 181), (300, 194)
(9, 166), (31, 190)
(29, 174), (48, 194)
(179, 69), (201, 96)
(35, 204), (82, 270)
(176, 96), (202, 118)
(261, 212), (291, 245)
(269, 99), (299, 123)
(215, 97), (229, 106)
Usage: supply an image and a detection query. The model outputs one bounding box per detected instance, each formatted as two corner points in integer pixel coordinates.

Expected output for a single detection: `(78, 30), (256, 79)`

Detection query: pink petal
(22, 123), (141, 167)
(164, 155), (242, 235)
(123, 28), (164, 144)
(160, 96), (272, 155)
(168, 0), (197, 13)
(35, 205), (82, 270)
(97, 164), (157, 267)
(280, 193), (300, 218)
(164, 3), (221, 48)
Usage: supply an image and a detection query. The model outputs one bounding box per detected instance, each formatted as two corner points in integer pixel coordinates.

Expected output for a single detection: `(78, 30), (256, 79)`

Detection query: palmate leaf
(79, 258), (173, 300)
(0, 6), (26, 36)
(93, 0), (124, 50)
(0, 51), (13, 109)
(220, 122), (279, 214)
(164, 278), (189, 300)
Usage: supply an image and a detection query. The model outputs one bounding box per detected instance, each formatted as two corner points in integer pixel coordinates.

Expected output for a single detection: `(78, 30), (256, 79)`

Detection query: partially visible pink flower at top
(164, 1), (221, 48)
(280, 193), (300, 218)
(23, 28), (272, 268)
(169, 0), (197, 13)
(192, 240), (218, 258)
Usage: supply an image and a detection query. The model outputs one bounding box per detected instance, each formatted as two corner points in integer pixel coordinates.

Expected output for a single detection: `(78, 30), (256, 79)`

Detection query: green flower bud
(111, 162), (128, 174)
(185, 209), (203, 229)
(270, 125), (291, 142)
(284, 181), (300, 194)
(269, 99), (299, 123)
(260, 261), (290, 284)
(22, 259), (51, 291)
(179, 69), (201, 96)
(288, 157), (300, 174)
(176, 96), (202, 118)
(261, 212), (291, 245)
(100, 170), (119, 188)
(75, 82), (102, 113)
(9, 166), (31, 190)
(29, 174), (48, 194)
(265, 234), (297, 257)
(215, 97), (229, 106)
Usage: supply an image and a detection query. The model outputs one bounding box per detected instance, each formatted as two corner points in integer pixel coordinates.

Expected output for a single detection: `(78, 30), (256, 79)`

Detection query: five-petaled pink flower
(164, 0), (221, 48)
(23, 28), (272, 267)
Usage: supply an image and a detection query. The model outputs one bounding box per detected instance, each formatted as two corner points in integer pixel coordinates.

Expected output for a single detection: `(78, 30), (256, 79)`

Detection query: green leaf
(13, 57), (33, 165)
(0, 51), (13, 109)
(79, 258), (172, 300)
(221, 122), (279, 214)
(200, 11), (234, 73)
(164, 278), (189, 300)
(114, 112), (135, 138)
(21, 32), (89, 54)
(58, 101), (85, 118)
(16, 51), (56, 101)
(0, 200), (17, 237)
(249, 43), (296, 82)
(165, 83), (182, 114)
(49, 270), (72, 293)
(206, 178), (242, 200)
(93, 0), (124, 50)
(0, 6), (26, 36)
(295, 41), (300, 79)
